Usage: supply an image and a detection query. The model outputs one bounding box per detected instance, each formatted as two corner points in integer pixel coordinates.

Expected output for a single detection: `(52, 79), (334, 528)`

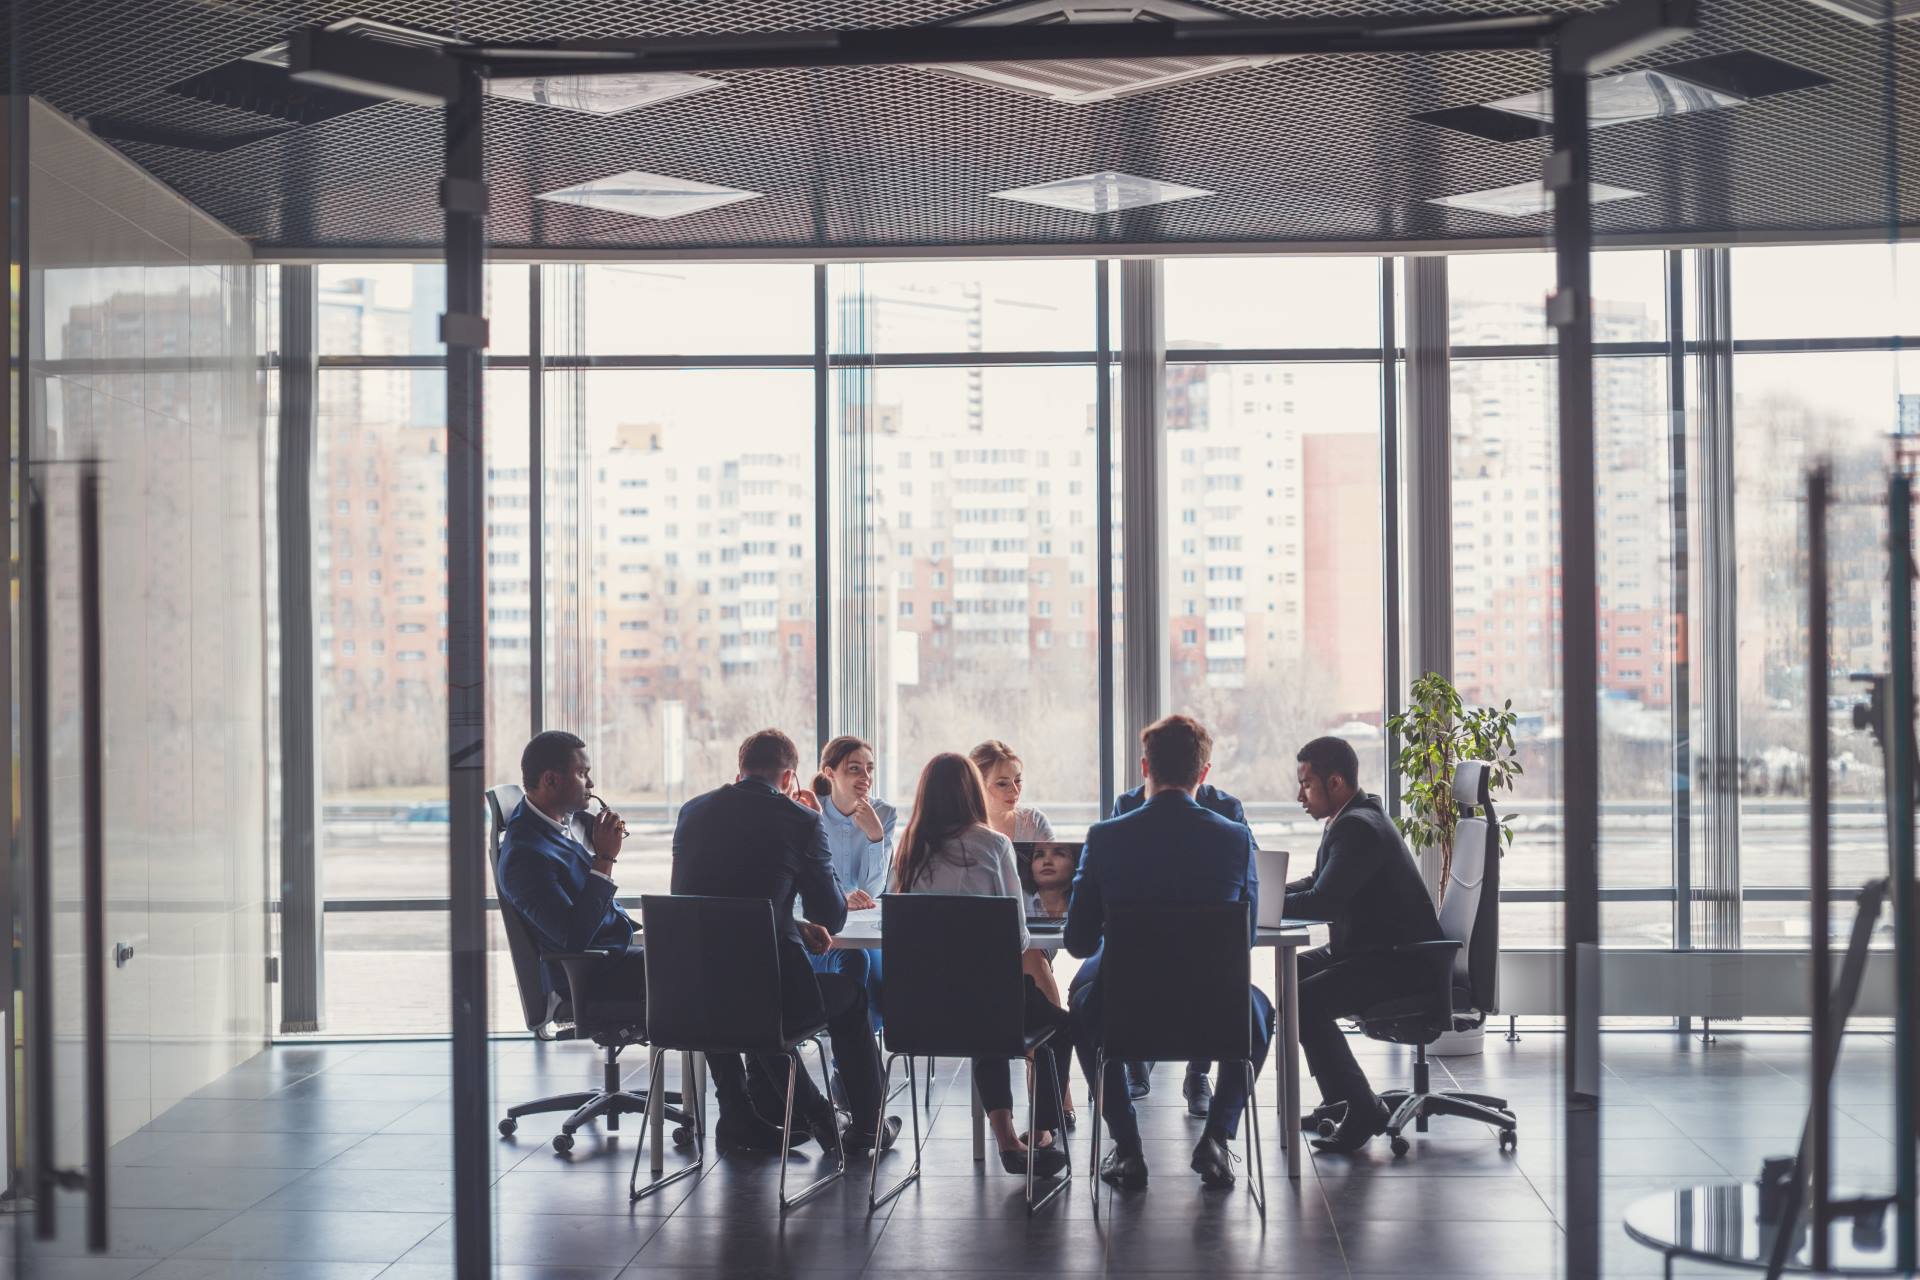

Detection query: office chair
(867, 894), (1070, 1214)
(635, 894), (846, 1211)
(1089, 900), (1266, 1219)
(1345, 761), (1519, 1155)
(485, 784), (694, 1154)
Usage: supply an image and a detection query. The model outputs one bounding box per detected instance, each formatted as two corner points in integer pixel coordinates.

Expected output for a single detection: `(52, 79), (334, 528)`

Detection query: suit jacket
(1283, 792), (1440, 959)
(670, 776), (847, 1028)
(496, 799), (636, 994)
(1065, 789), (1259, 990)
(1111, 781), (1246, 825)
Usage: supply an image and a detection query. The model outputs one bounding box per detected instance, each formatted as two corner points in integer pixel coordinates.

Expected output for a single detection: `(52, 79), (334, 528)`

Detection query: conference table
(829, 913), (1318, 1179)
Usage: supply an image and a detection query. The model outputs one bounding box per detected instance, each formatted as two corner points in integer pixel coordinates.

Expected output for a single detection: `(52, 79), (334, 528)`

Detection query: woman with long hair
(806, 734), (895, 1107)
(894, 753), (1072, 1180)
(968, 739), (1055, 842)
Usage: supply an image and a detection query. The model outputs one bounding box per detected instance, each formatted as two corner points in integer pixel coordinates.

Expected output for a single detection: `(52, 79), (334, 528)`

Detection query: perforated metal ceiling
(11, 0), (1918, 252)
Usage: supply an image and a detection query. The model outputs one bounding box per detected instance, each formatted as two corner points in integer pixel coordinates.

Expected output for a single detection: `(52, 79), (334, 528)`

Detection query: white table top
(825, 913), (1313, 950)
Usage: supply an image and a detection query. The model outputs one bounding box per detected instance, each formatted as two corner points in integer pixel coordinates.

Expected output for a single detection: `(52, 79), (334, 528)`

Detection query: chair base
(1378, 1084), (1518, 1156)
(498, 1043), (694, 1153)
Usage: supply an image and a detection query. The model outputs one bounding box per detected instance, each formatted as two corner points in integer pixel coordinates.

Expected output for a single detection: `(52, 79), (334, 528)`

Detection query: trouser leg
(1069, 979), (1139, 1152)
(1297, 955), (1415, 1111)
(817, 971), (885, 1138)
(1205, 986), (1274, 1140)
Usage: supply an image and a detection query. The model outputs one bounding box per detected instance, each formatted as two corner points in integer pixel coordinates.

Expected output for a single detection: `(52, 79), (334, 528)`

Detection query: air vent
(1799, 0), (1920, 20)
(244, 16), (462, 68)
(918, 0), (1292, 105)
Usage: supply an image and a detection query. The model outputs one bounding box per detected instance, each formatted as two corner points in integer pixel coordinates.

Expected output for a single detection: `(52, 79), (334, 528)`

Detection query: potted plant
(1385, 671), (1521, 904)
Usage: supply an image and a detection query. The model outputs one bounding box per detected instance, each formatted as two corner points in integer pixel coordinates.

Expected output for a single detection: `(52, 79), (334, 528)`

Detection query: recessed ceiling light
(246, 16), (461, 68)
(537, 171), (762, 221)
(1798, 0), (1920, 21)
(489, 72), (725, 115)
(922, 0), (1293, 105)
(1427, 180), (1645, 220)
(993, 170), (1212, 214)
(1487, 69), (1745, 129)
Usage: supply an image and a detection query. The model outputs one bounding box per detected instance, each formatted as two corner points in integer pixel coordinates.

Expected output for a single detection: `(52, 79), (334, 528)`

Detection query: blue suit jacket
(1111, 781), (1247, 825)
(496, 800), (636, 992)
(1066, 790), (1259, 989)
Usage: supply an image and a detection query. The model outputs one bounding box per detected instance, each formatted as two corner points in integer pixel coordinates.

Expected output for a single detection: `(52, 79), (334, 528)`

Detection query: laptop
(1013, 841), (1083, 928)
(1256, 848), (1290, 928)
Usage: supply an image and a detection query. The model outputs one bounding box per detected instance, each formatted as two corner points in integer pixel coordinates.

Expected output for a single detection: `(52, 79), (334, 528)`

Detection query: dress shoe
(1311, 1098), (1389, 1155)
(1125, 1062), (1152, 1100)
(842, 1114), (903, 1156)
(1182, 1071), (1213, 1119)
(714, 1112), (810, 1155)
(1190, 1131), (1236, 1188)
(1302, 1100), (1347, 1133)
(1001, 1145), (1070, 1179)
(1098, 1148), (1149, 1189)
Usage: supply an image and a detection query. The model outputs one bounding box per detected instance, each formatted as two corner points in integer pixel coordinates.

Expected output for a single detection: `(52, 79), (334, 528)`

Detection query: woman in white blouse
(970, 739), (1055, 842)
(894, 753), (1071, 1180)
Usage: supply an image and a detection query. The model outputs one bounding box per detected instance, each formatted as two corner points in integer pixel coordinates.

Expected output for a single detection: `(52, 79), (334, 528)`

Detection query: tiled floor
(3, 1030), (1907, 1278)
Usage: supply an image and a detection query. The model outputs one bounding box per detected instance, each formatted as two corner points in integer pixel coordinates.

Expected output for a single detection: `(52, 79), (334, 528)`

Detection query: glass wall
(282, 244), (1920, 1034)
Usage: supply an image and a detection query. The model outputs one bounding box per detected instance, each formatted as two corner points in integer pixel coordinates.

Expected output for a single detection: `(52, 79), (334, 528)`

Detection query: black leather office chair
(1349, 761), (1519, 1155)
(634, 894), (846, 1210)
(1090, 900), (1267, 1219)
(867, 894), (1070, 1214)
(486, 784), (692, 1154)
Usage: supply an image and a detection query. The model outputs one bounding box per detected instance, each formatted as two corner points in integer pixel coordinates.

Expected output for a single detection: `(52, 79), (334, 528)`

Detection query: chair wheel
(1317, 1119), (1338, 1139)
(672, 1127), (694, 1148)
(553, 1132), (575, 1154)
(498, 1118), (517, 1137)
(1500, 1129), (1517, 1151)
(1389, 1135), (1410, 1157)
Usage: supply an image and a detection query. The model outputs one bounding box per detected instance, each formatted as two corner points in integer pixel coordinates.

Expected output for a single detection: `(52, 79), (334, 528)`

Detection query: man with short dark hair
(1286, 734), (1443, 1153)
(671, 728), (901, 1156)
(1065, 714), (1271, 1191)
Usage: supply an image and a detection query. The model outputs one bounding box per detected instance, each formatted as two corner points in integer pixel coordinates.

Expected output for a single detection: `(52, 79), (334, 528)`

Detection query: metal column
(1380, 258), (1404, 818)
(1401, 255), (1451, 688)
(442, 61), (493, 1278)
(1807, 466), (1832, 1273)
(1664, 250), (1692, 953)
(1693, 248), (1741, 953)
(528, 263), (544, 737)
(276, 264), (324, 1034)
(1095, 263), (1117, 816)
(1118, 259), (1166, 755)
(1891, 474), (1916, 1272)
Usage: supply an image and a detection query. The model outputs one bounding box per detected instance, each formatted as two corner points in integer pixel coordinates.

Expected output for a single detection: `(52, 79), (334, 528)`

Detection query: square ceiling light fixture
(994, 170), (1211, 214)
(1428, 179), (1645, 220)
(537, 171), (762, 221)
(1417, 51), (1830, 141)
(489, 72), (725, 115)
(245, 16), (461, 67)
(1798, 0), (1920, 21)
(919, 0), (1293, 105)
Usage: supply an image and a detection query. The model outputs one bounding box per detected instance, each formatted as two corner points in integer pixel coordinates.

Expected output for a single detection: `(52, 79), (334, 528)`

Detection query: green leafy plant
(1384, 671), (1522, 902)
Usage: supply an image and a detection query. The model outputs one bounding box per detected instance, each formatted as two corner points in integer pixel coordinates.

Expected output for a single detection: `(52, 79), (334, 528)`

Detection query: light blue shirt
(819, 794), (897, 898)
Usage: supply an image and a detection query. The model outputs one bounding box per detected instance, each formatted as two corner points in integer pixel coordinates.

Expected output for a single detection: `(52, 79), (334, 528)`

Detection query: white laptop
(1256, 848), (1290, 928)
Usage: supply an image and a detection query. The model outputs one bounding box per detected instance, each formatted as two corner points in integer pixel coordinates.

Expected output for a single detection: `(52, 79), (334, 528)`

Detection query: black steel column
(1665, 250), (1691, 952)
(1380, 258), (1403, 817)
(442, 60), (492, 1277)
(528, 263), (544, 737)
(1095, 263), (1115, 816)
(813, 265), (830, 757)
(277, 265), (324, 1033)
(1807, 466), (1832, 1273)
(1550, 43), (1602, 1280)
(1891, 473), (1916, 1272)
(77, 468), (106, 1253)
(24, 483), (51, 1240)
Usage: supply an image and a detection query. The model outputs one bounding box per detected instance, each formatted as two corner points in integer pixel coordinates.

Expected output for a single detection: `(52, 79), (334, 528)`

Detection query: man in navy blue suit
(1109, 777), (1249, 1116)
(497, 730), (800, 1156)
(1067, 714), (1272, 1191)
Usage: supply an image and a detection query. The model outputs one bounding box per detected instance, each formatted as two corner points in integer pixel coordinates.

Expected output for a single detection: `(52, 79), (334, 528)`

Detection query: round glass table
(1624, 1182), (1909, 1278)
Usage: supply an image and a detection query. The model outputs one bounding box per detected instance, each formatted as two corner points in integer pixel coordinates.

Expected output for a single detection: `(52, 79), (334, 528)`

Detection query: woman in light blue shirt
(808, 735), (895, 1101)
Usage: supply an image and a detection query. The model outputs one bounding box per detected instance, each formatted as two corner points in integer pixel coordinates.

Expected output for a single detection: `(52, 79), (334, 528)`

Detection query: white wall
(28, 98), (268, 1152)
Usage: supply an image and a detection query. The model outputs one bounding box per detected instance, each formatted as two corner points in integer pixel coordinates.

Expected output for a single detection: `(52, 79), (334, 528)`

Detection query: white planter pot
(1430, 1026), (1485, 1058)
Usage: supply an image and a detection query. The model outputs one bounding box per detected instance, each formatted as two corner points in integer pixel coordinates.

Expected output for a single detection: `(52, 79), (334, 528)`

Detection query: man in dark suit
(1284, 735), (1443, 1153)
(1067, 714), (1272, 1191)
(497, 730), (798, 1156)
(1110, 779), (1249, 1114)
(671, 728), (900, 1156)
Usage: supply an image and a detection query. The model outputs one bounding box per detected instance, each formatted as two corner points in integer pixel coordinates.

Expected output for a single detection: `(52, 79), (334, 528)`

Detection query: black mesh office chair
(1346, 761), (1519, 1155)
(485, 784), (693, 1154)
(634, 894), (846, 1211)
(1091, 900), (1266, 1219)
(868, 893), (1070, 1214)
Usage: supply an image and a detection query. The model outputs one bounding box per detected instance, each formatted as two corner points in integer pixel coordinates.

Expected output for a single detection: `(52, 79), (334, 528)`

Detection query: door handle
(76, 466), (109, 1252)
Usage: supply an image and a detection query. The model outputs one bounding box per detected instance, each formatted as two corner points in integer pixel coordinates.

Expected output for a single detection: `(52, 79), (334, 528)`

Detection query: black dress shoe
(842, 1115), (903, 1156)
(1302, 1100), (1347, 1134)
(1125, 1062), (1152, 1100)
(1190, 1132), (1235, 1188)
(1001, 1145), (1070, 1179)
(1182, 1071), (1213, 1119)
(714, 1112), (810, 1155)
(1311, 1099), (1389, 1155)
(1099, 1148), (1149, 1189)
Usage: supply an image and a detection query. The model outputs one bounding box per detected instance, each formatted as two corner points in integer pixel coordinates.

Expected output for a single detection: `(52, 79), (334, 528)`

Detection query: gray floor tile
(270, 1074), (450, 1104)
(632, 1212), (885, 1271)
(0, 1259), (158, 1279)
(250, 1167), (455, 1214)
(398, 1214), (664, 1269)
(107, 1164), (307, 1210)
(1317, 1170), (1555, 1222)
(134, 1262), (389, 1279)
(380, 1267), (622, 1280)
(173, 1210), (446, 1263)
(320, 1133), (534, 1173)
(1338, 1220), (1563, 1276)
(128, 1131), (369, 1170)
(23, 1207), (239, 1259)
